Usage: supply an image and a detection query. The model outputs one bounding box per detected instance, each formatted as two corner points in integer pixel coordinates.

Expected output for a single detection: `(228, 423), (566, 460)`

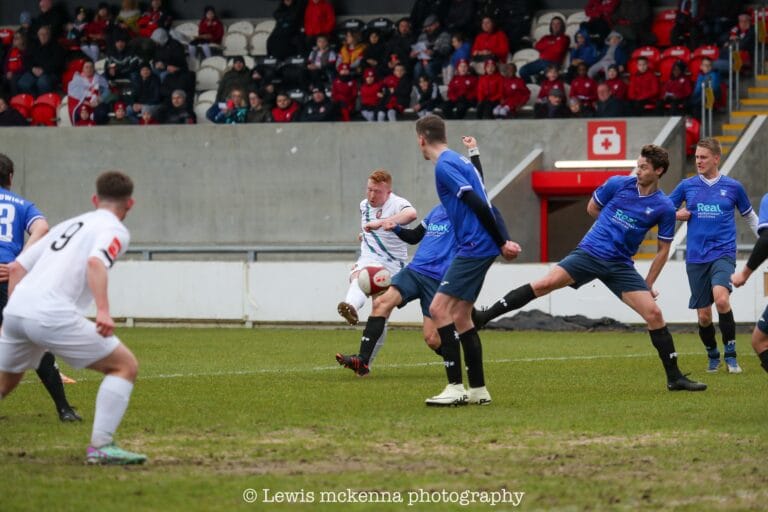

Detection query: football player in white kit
(337, 170), (417, 364)
(0, 171), (146, 465)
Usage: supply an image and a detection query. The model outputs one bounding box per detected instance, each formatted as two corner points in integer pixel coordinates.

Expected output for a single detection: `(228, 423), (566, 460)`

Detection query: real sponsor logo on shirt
(696, 203), (723, 218)
(611, 209), (638, 229)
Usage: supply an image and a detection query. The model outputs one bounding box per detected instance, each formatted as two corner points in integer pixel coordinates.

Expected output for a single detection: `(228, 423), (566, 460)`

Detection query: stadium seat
(692, 44), (719, 59)
(30, 103), (57, 126)
(35, 92), (61, 109)
(61, 58), (87, 90)
(287, 88), (306, 104)
(627, 46), (662, 75)
(250, 31), (269, 56)
(228, 20), (254, 36)
(200, 56), (228, 72)
(195, 66), (221, 91)
(194, 101), (213, 124)
(198, 90), (218, 104)
(174, 21), (199, 40)
(223, 32), (249, 56)
(566, 11), (589, 25)
(661, 45), (691, 63)
(521, 83), (539, 113)
(57, 102), (72, 126)
(227, 55), (256, 70)
(536, 11), (565, 27)
(532, 24), (550, 41)
(565, 23), (579, 41)
(254, 19), (276, 33)
(367, 17), (395, 37)
(10, 94), (34, 118)
(511, 48), (540, 70)
(651, 9), (678, 47)
(0, 27), (14, 46)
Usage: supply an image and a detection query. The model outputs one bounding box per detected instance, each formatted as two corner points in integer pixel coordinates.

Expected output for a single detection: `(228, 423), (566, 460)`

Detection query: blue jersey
(0, 188), (45, 264)
(579, 176), (676, 265)
(668, 174), (753, 263)
(434, 150), (499, 258)
(759, 193), (768, 234)
(408, 205), (456, 281)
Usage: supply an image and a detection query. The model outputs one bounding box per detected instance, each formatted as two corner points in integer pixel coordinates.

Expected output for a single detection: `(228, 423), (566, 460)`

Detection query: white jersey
(358, 192), (413, 270)
(6, 209), (130, 319)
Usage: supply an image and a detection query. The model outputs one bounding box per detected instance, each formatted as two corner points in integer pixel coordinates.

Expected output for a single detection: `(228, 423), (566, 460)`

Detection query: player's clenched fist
(501, 241), (522, 261)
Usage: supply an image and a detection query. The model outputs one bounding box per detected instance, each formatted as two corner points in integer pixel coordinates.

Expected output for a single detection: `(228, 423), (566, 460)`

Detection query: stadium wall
(101, 260), (765, 325)
(2, 118), (682, 264)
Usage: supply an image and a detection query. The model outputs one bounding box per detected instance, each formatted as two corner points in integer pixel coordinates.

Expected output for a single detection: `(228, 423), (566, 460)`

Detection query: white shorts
(0, 314), (121, 373)
(351, 258), (404, 279)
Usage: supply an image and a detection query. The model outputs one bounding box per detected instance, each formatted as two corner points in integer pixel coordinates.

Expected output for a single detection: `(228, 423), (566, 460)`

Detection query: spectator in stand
(535, 87), (570, 118)
(159, 89), (195, 124)
(331, 63), (358, 121)
(0, 96), (29, 126)
(64, 6), (88, 52)
(471, 16), (510, 65)
(537, 64), (567, 104)
(359, 67), (385, 121)
(159, 60), (195, 110)
(568, 97), (594, 117)
(152, 28), (188, 78)
(604, 63), (627, 100)
(81, 3), (111, 62)
(443, 58), (476, 119)
(658, 60), (691, 115)
(570, 62), (598, 108)
(271, 91), (301, 122)
(30, 0), (68, 40)
(697, 1), (745, 46)
(208, 88), (248, 124)
(3, 33), (27, 96)
(304, 0), (336, 46)
(690, 57), (720, 115)
(610, 0), (653, 48)
(382, 62), (412, 121)
(301, 86), (335, 122)
(567, 29), (599, 81)
(74, 103), (97, 126)
(714, 13), (754, 75)
(129, 63), (161, 120)
(339, 30), (367, 75)
(117, 0), (141, 37)
(216, 56), (252, 103)
(583, 0), (620, 42)
(268, 0), (304, 60)
(413, 74), (441, 118)
(246, 90), (272, 123)
(476, 59), (504, 119)
(627, 56), (659, 115)
(108, 100), (131, 125)
(138, 107), (158, 125)
(68, 59), (111, 124)
(138, 0), (173, 39)
(444, 0), (476, 37)
(449, 32), (472, 70)
(385, 18), (415, 71)
(494, 62), (529, 118)
(18, 26), (64, 97)
(480, 0), (536, 52)
(363, 30), (387, 78)
(595, 81), (625, 117)
(308, 35), (338, 86)
(410, 0), (448, 36)
(188, 6), (224, 60)
(588, 31), (626, 80)
(519, 16), (569, 83)
(105, 32), (140, 81)
(411, 15), (452, 82)
(17, 11), (33, 41)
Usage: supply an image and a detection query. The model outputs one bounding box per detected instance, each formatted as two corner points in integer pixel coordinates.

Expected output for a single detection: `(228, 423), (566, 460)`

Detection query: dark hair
(640, 144), (670, 176)
(96, 171), (133, 200)
(415, 114), (447, 144)
(0, 153), (14, 188)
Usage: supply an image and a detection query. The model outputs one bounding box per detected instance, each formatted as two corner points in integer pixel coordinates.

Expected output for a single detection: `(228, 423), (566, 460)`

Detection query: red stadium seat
(61, 58), (87, 91)
(30, 103), (58, 126)
(685, 117), (700, 156)
(692, 45), (719, 59)
(34, 92), (62, 109)
(651, 9), (678, 47)
(658, 53), (690, 82)
(661, 45), (691, 63)
(627, 46), (661, 75)
(10, 93), (34, 118)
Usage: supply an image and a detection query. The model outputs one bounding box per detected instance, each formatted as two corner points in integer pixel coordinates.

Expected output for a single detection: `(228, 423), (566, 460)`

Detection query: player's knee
(714, 295), (730, 313)
(645, 306), (664, 326)
(697, 309), (713, 325)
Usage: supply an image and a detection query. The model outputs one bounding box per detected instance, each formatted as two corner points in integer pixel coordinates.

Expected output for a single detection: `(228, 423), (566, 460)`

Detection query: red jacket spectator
(331, 64), (358, 120)
(272, 97), (301, 122)
(606, 78), (627, 100)
(628, 69), (660, 102)
(304, 0), (336, 38)
(198, 15), (224, 45)
(501, 75), (530, 110)
(3, 46), (24, 75)
(471, 30), (509, 63)
(360, 81), (384, 109)
(476, 66), (504, 103)
(138, 3), (172, 39)
(585, 0), (620, 24)
(535, 34), (569, 64)
(538, 77), (567, 101)
(570, 75), (598, 104)
(661, 74), (692, 100)
(447, 73), (477, 102)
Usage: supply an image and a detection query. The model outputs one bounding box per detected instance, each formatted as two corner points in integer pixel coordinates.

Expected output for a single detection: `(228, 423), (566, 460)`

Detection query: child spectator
(3, 33), (27, 96)
(359, 67), (385, 121)
(569, 62), (598, 107)
(338, 30), (367, 75)
(471, 17), (510, 64)
(495, 62), (530, 118)
(138, 0), (173, 39)
(412, 74), (441, 118)
(476, 59), (504, 119)
(627, 56), (659, 115)
(307, 35), (338, 86)
(449, 32), (471, 70)
(520, 16), (569, 83)
(117, 0), (141, 36)
(604, 64), (627, 100)
(690, 57), (720, 116)
(382, 63), (412, 121)
(301, 86), (335, 122)
(658, 60), (692, 115)
(537, 65), (567, 104)
(65, 6), (88, 51)
(139, 106), (158, 125)
(331, 63), (358, 121)
(567, 29), (599, 80)
(189, 6), (224, 60)
(444, 58), (476, 119)
(81, 3), (111, 62)
(246, 90), (272, 123)
(588, 31), (626, 79)
(271, 91), (301, 122)
(535, 87), (570, 118)
(75, 103), (97, 126)
(108, 100), (131, 125)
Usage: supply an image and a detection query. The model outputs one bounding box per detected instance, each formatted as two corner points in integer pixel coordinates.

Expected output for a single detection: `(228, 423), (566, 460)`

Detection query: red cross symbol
(601, 137), (613, 151)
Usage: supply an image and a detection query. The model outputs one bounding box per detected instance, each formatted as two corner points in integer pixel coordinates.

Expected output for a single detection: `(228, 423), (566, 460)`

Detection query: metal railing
(755, 7), (766, 76)
(126, 245), (359, 261)
(700, 78), (714, 138)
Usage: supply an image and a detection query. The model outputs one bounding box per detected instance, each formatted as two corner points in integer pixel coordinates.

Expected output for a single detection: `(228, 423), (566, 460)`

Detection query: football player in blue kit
(473, 144), (707, 392)
(669, 137), (758, 374)
(731, 192), (768, 375)
(416, 115), (521, 406)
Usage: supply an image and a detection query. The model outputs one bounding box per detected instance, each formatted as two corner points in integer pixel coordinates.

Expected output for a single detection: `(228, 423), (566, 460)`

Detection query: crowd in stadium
(0, 0), (756, 126)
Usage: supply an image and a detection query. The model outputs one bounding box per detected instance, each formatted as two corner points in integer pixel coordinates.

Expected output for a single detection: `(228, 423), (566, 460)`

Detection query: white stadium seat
(532, 24), (551, 41)
(254, 19), (276, 33)
(250, 31), (269, 56)
(57, 102), (72, 126)
(512, 48), (540, 62)
(198, 90), (218, 104)
(200, 56), (228, 73)
(95, 58), (106, 74)
(174, 21), (199, 40)
(195, 101), (213, 124)
(195, 66), (221, 91)
(223, 32), (248, 56)
(228, 20), (254, 36)
(521, 84), (540, 112)
(566, 11), (589, 25)
(566, 23), (580, 40)
(536, 11), (566, 26)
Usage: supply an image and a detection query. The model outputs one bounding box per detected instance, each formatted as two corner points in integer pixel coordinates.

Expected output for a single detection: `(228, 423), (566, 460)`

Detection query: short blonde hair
(368, 169), (392, 185)
(697, 137), (721, 158)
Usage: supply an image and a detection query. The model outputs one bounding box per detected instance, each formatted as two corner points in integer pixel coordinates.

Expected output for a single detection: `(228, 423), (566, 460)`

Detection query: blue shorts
(391, 267), (440, 317)
(558, 248), (649, 298)
(757, 304), (768, 335)
(437, 255), (496, 303)
(686, 257), (734, 309)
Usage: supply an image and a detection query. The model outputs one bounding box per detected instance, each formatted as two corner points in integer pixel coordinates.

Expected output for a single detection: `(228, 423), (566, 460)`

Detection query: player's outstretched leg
(718, 310), (742, 374)
(35, 352), (81, 422)
(473, 284), (536, 329)
(335, 316), (387, 377)
(698, 322), (721, 373)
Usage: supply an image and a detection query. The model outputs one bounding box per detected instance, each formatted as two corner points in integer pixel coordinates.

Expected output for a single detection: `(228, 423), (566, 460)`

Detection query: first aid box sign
(587, 121), (626, 160)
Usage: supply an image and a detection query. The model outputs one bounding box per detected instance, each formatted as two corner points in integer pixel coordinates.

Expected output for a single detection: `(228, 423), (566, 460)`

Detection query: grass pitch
(1, 327), (766, 511)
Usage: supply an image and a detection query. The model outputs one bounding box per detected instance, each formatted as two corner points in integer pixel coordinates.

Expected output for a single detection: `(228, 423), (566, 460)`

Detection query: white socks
(344, 280), (368, 312)
(368, 323), (388, 367)
(91, 375), (134, 448)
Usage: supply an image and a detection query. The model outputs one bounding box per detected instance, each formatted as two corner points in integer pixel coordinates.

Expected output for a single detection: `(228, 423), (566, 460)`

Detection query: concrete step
(747, 86), (768, 98)
(722, 123), (746, 135)
(756, 74), (768, 86)
(715, 135), (738, 144)
(741, 98), (768, 106)
(730, 110), (768, 123)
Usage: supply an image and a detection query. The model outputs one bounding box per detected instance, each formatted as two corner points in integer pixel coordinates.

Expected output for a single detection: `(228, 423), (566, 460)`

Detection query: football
(357, 265), (392, 296)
